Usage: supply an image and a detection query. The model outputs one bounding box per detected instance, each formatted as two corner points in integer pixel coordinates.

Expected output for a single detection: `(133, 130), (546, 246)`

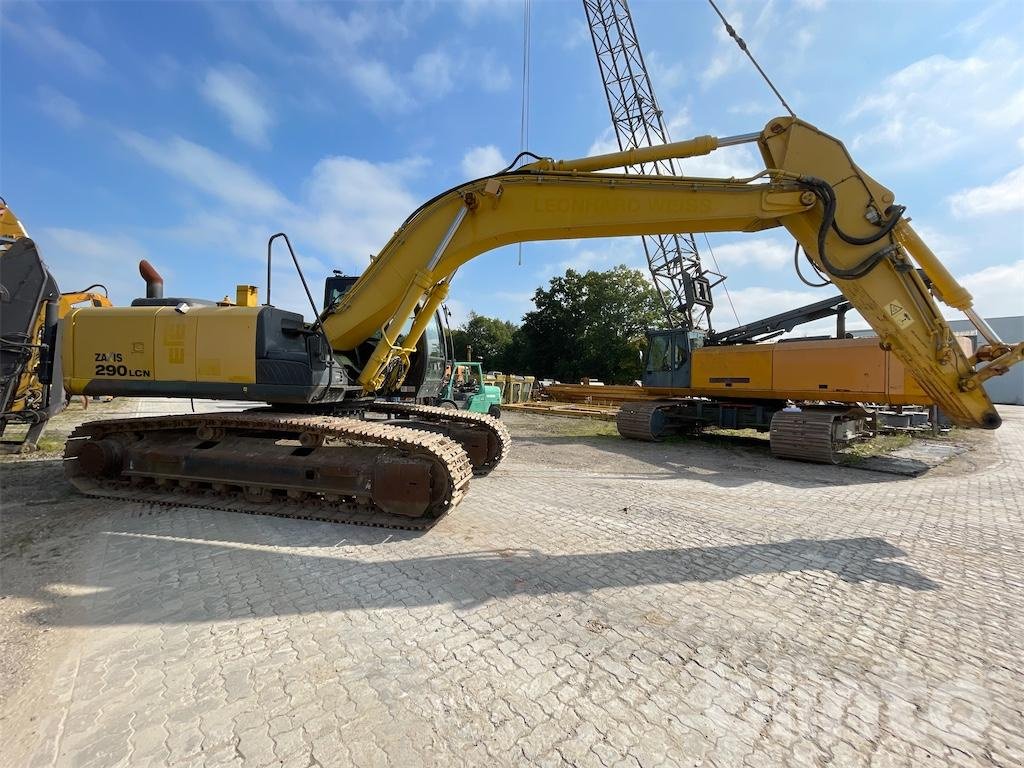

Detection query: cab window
(647, 335), (671, 372)
(674, 338), (688, 369)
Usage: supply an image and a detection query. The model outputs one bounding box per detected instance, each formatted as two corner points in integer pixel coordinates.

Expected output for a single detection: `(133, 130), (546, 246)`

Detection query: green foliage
(450, 312), (518, 372)
(453, 265), (663, 384)
(520, 265), (662, 383)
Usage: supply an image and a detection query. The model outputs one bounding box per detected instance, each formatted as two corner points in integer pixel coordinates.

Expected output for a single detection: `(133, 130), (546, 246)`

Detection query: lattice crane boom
(583, 0), (720, 333)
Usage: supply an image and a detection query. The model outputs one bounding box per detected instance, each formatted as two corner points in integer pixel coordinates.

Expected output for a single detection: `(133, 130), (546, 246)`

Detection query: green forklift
(440, 361), (503, 418)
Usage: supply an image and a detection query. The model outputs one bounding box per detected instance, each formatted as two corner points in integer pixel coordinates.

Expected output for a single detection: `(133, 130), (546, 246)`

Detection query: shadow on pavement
(9, 520), (938, 628)
(514, 433), (913, 489)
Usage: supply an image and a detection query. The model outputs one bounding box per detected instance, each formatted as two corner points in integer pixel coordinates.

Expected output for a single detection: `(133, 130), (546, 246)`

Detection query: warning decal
(886, 300), (914, 329)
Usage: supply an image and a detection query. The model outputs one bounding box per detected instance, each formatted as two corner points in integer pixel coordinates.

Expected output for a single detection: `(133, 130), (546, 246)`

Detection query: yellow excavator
(0, 201), (112, 451)
(55, 117), (1023, 527)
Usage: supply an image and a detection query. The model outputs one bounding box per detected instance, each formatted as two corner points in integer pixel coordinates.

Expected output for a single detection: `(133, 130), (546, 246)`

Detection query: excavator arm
(54, 117), (1022, 528)
(325, 117), (1020, 430)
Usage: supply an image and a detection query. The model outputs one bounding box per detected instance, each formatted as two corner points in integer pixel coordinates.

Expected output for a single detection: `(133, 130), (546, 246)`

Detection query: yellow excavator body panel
(62, 305), (259, 394)
(691, 345), (775, 392)
(689, 338), (931, 404)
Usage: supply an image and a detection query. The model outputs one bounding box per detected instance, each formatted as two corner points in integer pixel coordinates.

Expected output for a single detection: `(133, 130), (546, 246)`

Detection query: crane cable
(706, 0), (795, 118)
(517, 0), (532, 266)
(700, 234), (741, 326)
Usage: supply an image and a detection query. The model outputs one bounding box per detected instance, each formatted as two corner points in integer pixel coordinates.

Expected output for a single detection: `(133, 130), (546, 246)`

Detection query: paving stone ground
(3, 403), (1023, 767)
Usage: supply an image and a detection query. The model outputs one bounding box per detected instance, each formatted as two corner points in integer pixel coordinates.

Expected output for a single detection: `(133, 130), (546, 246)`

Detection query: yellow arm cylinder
(360, 279), (451, 391)
(520, 135), (719, 173)
(894, 221), (973, 310)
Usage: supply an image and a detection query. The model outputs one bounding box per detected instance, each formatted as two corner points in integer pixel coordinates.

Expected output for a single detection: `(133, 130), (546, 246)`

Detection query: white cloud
(678, 144), (761, 179)
(794, 0), (826, 10)
(267, 3), (413, 112)
(701, 6), (760, 87)
(794, 25), (815, 52)
(119, 121), (429, 280)
(952, 1), (1007, 39)
(722, 286), (824, 327)
(476, 52), (512, 92)
(848, 39), (1024, 167)
(302, 156), (426, 264)
(350, 60), (413, 112)
(120, 132), (291, 213)
(162, 212), (269, 264)
(411, 51), (455, 99)
(562, 17), (591, 51)
(201, 65), (273, 148)
(728, 102), (772, 116)
(443, 298), (469, 328)
(536, 238), (645, 279)
(269, 1), (375, 51)
(490, 290), (536, 322)
(2, 5), (105, 77)
(906, 222), (968, 267)
(647, 51), (688, 94)
(37, 87), (83, 128)
(664, 107), (691, 140)
(956, 259), (1024, 318)
(947, 165), (1024, 218)
(148, 54), (182, 90)
(707, 237), (792, 269)
(461, 146), (508, 179)
(37, 228), (151, 305)
(699, 2), (816, 95)
(458, 0), (521, 24)
(587, 128), (620, 158)
(267, 2), (505, 111)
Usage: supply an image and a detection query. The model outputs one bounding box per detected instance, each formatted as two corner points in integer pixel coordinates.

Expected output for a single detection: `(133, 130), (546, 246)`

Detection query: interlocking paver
(8, 405), (1024, 766)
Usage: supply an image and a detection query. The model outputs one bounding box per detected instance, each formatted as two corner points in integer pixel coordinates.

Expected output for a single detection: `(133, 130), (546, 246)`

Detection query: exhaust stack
(139, 259), (164, 299)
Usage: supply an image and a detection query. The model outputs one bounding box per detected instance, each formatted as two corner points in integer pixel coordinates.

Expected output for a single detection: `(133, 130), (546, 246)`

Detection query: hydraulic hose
(798, 176), (905, 280)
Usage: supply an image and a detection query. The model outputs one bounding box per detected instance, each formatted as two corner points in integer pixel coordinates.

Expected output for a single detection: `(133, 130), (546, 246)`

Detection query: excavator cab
(323, 271), (449, 402)
(323, 273), (359, 311)
(642, 330), (693, 388)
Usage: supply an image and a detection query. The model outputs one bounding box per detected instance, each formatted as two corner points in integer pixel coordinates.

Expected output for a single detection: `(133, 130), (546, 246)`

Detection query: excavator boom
(325, 117), (1017, 430)
(58, 116), (1022, 526)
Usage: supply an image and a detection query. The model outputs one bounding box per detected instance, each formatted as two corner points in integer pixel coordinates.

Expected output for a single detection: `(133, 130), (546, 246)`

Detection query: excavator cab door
(642, 330), (691, 388)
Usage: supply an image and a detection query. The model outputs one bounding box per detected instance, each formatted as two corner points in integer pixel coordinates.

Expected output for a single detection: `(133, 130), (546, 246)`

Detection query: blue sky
(3, 0), (1022, 335)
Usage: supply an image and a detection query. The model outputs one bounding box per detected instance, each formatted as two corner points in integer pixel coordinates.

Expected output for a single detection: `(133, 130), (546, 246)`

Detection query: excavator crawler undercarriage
(64, 404), (508, 530)
(366, 401), (511, 475)
(617, 399), (866, 464)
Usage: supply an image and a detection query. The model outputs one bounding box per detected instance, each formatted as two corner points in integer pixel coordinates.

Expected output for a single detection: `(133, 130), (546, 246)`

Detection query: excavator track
(616, 400), (670, 441)
(64, 411), (474, 530)
(769, 408), (850, 464)
(367, 402), (511, 475)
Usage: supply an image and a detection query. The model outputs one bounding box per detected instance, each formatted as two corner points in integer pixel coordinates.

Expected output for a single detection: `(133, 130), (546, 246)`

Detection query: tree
(450, 312), (518, 371)
(518, 265), (662, 383)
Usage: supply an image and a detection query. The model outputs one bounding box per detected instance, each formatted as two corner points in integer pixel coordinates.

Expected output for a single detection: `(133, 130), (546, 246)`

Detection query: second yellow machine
(59, 117), (1024, 526)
